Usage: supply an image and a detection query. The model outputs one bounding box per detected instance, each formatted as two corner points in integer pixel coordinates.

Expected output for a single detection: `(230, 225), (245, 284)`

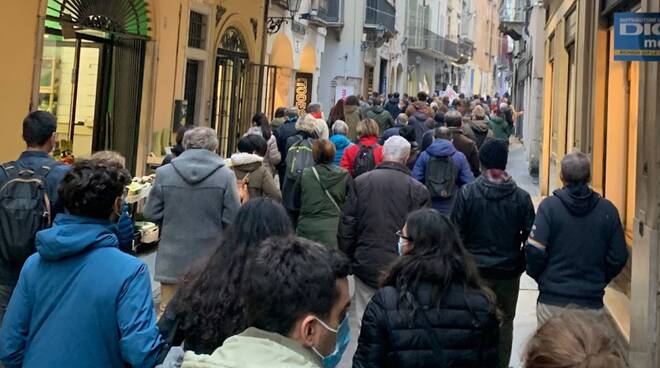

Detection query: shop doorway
(211, 28), (251, 158)
(40, 0), (149, 173)
(378, 59), (388, 94)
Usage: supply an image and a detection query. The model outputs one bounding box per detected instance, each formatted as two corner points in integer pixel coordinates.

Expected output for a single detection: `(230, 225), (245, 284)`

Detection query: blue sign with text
(614, 12), (660, 61)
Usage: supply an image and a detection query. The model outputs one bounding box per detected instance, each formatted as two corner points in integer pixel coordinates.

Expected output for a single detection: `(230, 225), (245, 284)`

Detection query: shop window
(188, 11), (207, 50)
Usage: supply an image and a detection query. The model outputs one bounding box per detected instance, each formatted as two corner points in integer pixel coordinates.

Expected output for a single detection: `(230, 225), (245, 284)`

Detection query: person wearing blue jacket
(413, 130), (475, 214)
(0, 159), (164, 368)
(330, 120), (353, 166)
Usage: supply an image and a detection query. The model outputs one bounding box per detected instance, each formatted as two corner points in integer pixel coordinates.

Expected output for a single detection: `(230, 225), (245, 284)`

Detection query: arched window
(219, 27), (248, 55)
(46, 0), (151, 38)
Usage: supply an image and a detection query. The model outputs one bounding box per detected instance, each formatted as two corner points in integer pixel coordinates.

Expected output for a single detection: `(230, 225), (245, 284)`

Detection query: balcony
(408, 29), (461, 62)
(303, 0), (343, 28)
(458, 38), (474, 60)
(365, 0), (396, 34)
(499, 0), (527, 40)
(317, 0), (343, 25)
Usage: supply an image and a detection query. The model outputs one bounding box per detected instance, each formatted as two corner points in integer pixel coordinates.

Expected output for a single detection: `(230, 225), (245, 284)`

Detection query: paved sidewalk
(507, 140), (540, 368)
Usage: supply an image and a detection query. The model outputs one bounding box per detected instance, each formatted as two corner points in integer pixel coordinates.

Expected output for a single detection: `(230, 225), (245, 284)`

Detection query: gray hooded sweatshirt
(144, 149), (240, 283)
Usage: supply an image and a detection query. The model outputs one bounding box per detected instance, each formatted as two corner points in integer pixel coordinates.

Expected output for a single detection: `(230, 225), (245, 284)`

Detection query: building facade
(0, 0), (268, 171)
(500, 0), (545, 174)
(538, 0), (660, 366)
(317, 0), (398, 116)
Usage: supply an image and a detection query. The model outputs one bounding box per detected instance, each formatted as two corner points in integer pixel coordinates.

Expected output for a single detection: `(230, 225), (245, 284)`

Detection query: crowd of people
(0, 89), (629, 368)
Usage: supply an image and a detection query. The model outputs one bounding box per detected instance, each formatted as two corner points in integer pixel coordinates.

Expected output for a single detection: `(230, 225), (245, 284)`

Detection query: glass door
(39, 34), (105, 159)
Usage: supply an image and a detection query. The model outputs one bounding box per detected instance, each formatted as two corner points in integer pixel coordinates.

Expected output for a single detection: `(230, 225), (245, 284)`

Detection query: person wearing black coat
(337, 136), (430, 368)
(451, 139), (535, 368)
(408, 111), (435, 145)
(526, 152), (628, 325)
(274, 108), (299, 187)
(353, 209), (499, 368)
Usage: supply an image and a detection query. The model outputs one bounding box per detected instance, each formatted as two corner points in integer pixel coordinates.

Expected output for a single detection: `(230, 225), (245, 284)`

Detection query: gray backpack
(0, 162), (53, 271)
(424, 155), (458, 199)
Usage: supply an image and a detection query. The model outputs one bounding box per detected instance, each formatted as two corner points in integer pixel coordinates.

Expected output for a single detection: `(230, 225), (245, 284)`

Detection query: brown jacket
(450, 128), (480, 178)
(229, 153), (282, 202)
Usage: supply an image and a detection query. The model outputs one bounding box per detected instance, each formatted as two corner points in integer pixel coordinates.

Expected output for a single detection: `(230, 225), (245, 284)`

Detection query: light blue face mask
(397, 237), (406, 256)
(311, 313), (351, 368)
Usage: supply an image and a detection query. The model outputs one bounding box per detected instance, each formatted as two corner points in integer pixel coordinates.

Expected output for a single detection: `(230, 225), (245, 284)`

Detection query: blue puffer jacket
(0, 214), (163, 368)
(413, 139), (475, 214)
(330, 134), (353, 166)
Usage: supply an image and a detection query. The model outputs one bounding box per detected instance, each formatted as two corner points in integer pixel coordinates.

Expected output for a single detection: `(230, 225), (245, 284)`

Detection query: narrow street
(140, 139), (542, 367)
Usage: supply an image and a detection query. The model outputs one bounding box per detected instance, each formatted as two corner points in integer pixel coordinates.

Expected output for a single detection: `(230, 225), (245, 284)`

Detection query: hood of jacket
(387, 97), (399, 105)
(412, 111), (430, 122)
(475, 172), (517, 200)
(358, 135), (380, 147)
(171, 149), (225, 185)
(230, 153), (263, 172)
(470, 119), (490, 133)
(426, 139), (457, 157)
(490, 115), (507, 126)
(36, 214), (119, 261)
(295, 115), (320, 136)
(330, 134), (352, 150)
(553, 184), (601, 216)
(182, 328), (321, 368)
(370, 105), (385, 114)
(313, 164), (348, 188)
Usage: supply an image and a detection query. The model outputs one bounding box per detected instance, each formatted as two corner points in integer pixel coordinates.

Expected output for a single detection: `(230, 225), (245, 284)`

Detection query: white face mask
(397, 237), (405, 256)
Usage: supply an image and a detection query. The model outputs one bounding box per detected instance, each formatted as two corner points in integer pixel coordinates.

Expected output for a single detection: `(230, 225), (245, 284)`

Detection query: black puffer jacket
(353, 282), (499, 368)
(451, 172), (535, 279)
(338, 162), (430, 288)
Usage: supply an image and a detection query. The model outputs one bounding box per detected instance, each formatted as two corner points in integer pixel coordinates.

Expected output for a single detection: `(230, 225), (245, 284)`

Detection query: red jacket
(340, 136), (384, 176)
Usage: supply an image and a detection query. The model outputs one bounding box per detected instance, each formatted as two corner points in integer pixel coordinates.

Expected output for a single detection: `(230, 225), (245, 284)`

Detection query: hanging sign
(294, 72), (313, 113)
(614, 12), (660, 61)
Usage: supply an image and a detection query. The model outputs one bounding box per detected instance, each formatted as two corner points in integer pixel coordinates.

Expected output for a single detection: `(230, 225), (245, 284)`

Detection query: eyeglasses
(396, 230), (412, 242)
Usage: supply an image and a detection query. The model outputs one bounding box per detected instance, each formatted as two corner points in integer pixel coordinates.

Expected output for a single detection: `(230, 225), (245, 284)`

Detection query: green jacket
(296, 164), (350, 248)
(182, 327), (322, 368)
(488, 115), (513, 141)
(367, 106), (394, 134)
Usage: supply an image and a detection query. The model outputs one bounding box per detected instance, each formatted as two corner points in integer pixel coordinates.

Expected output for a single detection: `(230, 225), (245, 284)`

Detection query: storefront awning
(46, 0), (151, 39)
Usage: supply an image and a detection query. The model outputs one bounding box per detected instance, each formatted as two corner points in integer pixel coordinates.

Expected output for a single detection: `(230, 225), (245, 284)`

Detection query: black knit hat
(479, 139), (508, 170)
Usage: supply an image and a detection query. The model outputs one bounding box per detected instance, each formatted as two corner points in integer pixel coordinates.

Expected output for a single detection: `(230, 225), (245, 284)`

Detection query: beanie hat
(479, 139), (508, 170)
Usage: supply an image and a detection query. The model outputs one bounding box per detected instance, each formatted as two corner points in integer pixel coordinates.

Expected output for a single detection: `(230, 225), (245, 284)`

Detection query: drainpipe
(261, 0), (269, 66)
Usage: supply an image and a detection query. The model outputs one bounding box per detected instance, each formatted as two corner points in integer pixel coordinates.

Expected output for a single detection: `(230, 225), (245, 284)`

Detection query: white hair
(183, 127), (219, 152)
(382, 136), (411, 163)
(307, 102), (322, 113)
(332, 120), (348, 135)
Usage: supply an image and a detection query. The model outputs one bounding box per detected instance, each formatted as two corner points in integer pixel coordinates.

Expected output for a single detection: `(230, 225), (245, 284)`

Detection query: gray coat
(144, 149), (240, 283)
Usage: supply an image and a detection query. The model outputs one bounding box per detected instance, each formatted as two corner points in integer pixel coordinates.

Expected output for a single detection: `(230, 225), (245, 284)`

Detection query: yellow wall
(0, 0), (44, 162)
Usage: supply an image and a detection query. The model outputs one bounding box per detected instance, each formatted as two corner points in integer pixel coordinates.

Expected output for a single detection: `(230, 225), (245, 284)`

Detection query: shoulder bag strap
(408, 292), (449, 367)
(311, 167), (342, 213)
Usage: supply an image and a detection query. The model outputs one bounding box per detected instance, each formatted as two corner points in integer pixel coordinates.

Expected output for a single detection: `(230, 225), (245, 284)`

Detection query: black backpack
(352, 144), (377, 178)
(424, 155), (458, 199)
(0, 162), (53, 270)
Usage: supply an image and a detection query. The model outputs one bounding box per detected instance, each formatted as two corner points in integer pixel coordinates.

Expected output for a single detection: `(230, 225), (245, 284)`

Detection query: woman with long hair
(157, 198), (293, 354)
(353, 209), (499, 368)
(245, 112), (281, 175)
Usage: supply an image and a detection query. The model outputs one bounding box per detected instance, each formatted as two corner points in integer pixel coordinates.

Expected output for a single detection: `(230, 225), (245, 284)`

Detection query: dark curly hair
(244, 236), (350, 335)
(58, 159), (130, 219)
(173, 198), (293, 353)
(382, 209), (494, 315)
